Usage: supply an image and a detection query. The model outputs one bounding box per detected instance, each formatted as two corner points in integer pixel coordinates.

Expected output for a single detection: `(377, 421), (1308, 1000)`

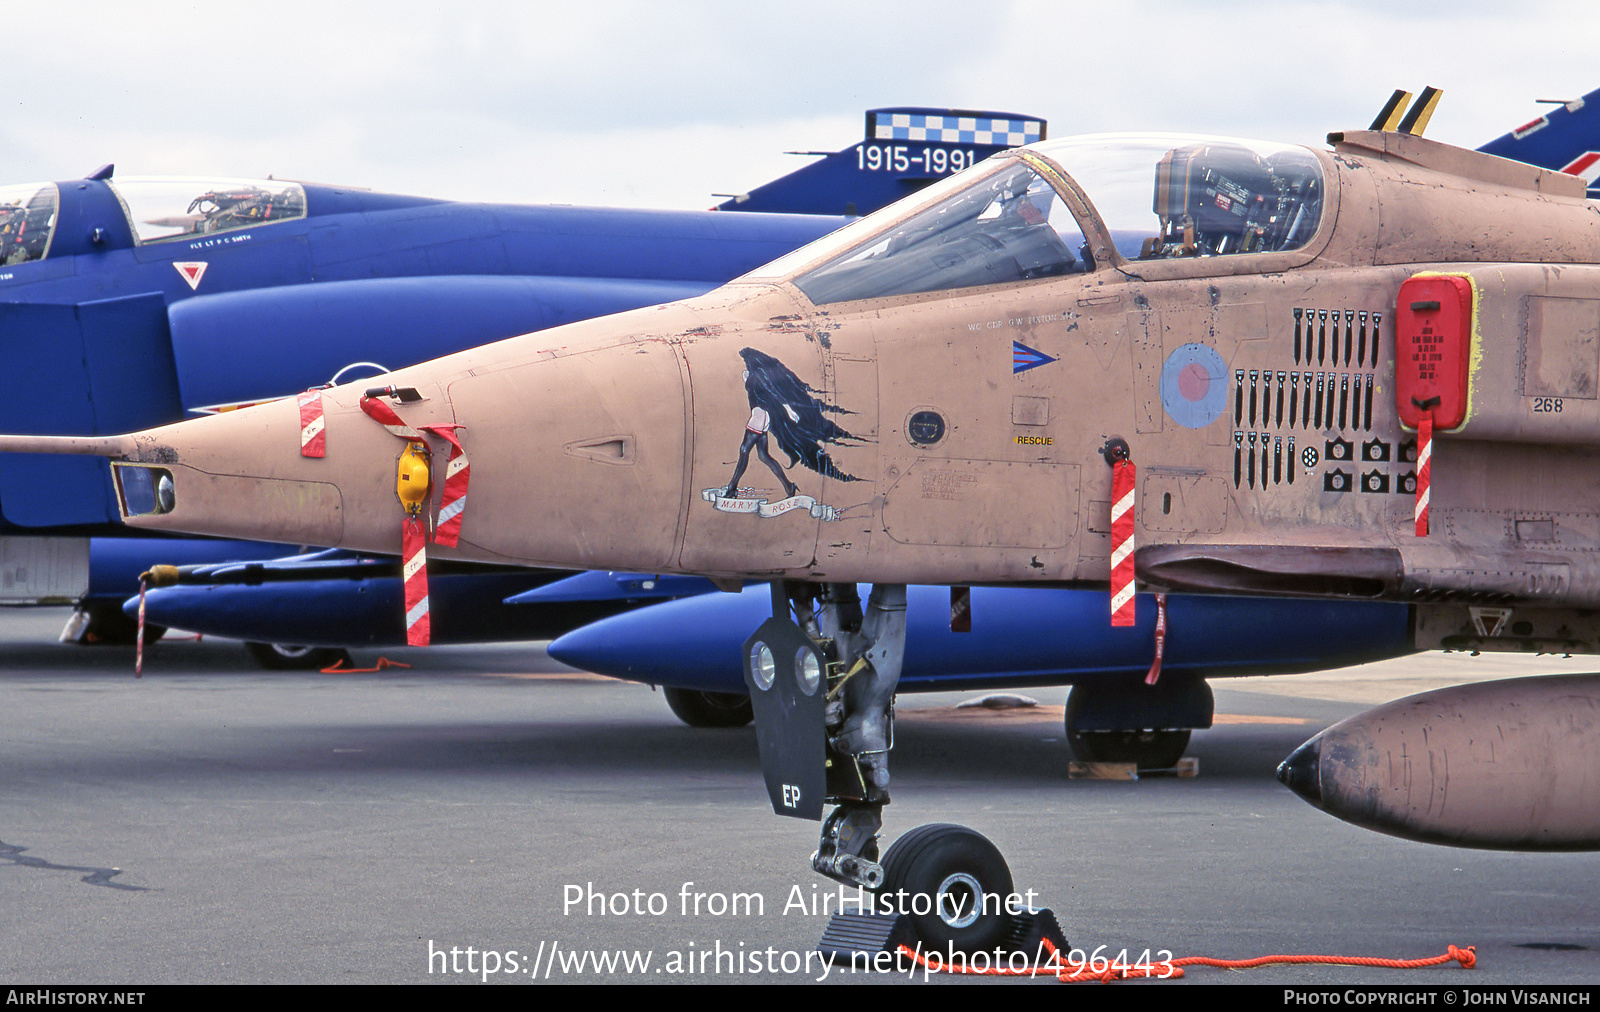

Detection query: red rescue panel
(1395, 275), (1473, 430)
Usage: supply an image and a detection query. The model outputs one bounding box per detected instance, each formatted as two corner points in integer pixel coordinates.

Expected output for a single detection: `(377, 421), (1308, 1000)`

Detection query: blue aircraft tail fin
(1477, 88), (1600, 197)
(714, 107), (1046, 217)
(0, 294), (182, 526)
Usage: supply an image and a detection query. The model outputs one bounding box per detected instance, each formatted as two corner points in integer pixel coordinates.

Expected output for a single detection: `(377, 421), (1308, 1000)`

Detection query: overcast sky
(6, 1), (1599, 210)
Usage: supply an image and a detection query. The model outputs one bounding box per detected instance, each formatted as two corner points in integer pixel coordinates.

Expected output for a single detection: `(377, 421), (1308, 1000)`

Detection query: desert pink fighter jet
(12, 90), (1600, 948)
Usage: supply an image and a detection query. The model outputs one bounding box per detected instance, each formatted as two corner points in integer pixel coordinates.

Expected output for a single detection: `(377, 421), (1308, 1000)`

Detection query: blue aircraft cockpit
(0, 175), (321, 264)
(0, 183), (59, 264)
(108, 178), (307, 244)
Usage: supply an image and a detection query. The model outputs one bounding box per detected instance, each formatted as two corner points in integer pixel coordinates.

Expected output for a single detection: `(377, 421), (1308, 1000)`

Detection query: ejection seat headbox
(1148, 142), (1323, 258)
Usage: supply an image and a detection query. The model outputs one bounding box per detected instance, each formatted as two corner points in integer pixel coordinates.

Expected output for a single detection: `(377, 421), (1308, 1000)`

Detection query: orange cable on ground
(896, 939), (1474, 983)
(320, 657), (412, 674)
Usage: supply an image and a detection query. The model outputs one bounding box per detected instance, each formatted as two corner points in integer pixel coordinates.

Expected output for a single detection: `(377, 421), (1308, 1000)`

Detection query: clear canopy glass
(794, 160), (1090, 305)
(0, 183), (58, 264)
(773, 134), (1325, 305)
(1029, 134), (1324, 261)
(108, 177), (307, 244)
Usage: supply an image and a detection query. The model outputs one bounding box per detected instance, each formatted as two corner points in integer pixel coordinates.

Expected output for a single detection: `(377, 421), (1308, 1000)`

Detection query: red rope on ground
(896, 939), (1475, 983)
(320, 657), (412, 674)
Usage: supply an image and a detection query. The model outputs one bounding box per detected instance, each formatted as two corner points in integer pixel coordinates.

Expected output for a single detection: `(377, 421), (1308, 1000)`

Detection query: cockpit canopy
(0, 176), (310, 264)
(109, 177), (307, 244)
(0, 183), (59, 265)
(1110, 136), (1322, 259)
(794, 160), (1089, 305)
(777, 134), (1326, 305)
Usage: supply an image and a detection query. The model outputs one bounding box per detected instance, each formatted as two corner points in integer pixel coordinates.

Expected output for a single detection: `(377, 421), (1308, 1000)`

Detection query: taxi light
(113, 464), (176, 517)
(750, 641), (776, 691)
(796, 647), (821, 695)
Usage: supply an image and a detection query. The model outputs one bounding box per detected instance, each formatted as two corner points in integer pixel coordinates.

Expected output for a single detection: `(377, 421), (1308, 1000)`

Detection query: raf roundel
(1159, 343), (1228, 429)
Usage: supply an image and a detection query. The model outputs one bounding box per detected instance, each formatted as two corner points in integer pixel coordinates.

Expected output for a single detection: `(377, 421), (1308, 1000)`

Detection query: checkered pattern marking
(870, 113), (1042, 146)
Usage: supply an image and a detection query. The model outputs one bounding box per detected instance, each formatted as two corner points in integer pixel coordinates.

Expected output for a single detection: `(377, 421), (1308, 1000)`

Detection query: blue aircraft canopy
(106, 177), (307, 244)
(0, 182), (59, 264)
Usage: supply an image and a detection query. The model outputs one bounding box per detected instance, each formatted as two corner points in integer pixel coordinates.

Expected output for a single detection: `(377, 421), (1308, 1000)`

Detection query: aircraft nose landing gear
(744, 581), (1066, 966)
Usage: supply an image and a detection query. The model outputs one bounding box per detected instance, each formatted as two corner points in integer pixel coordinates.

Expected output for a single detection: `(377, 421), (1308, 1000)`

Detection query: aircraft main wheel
(1066, 726), (1190, 769)
(1063, 688), (1191, 768)
(77, 602), (165, 646)
(244, 642), (351, 671)
(663, 687), (754, 728)
(877, 824), (1014, 953)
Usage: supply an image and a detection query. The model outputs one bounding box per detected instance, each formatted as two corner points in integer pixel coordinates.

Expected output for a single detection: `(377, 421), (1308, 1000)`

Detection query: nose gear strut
(802, 583), (905, 888)
(742, 581), (907, 888)
(742, 579), (1063, 960)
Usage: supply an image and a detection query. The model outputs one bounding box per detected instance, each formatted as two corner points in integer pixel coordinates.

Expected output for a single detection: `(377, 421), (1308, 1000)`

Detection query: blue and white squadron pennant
(871, 112), (1043, 147)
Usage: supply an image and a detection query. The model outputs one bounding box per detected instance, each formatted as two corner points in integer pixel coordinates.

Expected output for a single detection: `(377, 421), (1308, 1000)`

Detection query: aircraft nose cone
(1276, 735), (1323, 807)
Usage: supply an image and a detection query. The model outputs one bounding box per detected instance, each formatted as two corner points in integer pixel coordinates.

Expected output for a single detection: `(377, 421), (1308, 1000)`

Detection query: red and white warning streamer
(359, 393), (425, 444)
(1144, 592), (1167, 685)
(1415, 413), (1432, 537)
(401, 514), (431, 646)
(287, 389), (477, 647)
(1109, 454), (1136, 627)
(420, 424), (470, 548)
(357, 392), (467, 647)
(354, 399), (472, 543)
(297, 389), (326, 458)
(135, 575), (149, 678)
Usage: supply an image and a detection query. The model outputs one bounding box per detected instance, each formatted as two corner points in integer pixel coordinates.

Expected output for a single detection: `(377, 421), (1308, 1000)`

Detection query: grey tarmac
(2, 608), (1598, 985)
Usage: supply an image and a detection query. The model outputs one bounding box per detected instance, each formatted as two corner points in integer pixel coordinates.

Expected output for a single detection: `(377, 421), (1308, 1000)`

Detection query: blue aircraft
(0, 180), (834, 532)
(122, 551), (709, 669)
(1, 108), (1040, 645)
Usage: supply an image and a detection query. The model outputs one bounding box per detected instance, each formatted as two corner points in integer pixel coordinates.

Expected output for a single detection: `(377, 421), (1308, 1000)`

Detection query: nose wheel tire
(663, 687), (754, 728)
(74, 602), (165, 646)
(877, 824), (1014, 953)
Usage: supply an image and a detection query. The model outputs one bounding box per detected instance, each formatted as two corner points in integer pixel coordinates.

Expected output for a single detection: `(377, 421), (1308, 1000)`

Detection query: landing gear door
(743, 613), (827, 821)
